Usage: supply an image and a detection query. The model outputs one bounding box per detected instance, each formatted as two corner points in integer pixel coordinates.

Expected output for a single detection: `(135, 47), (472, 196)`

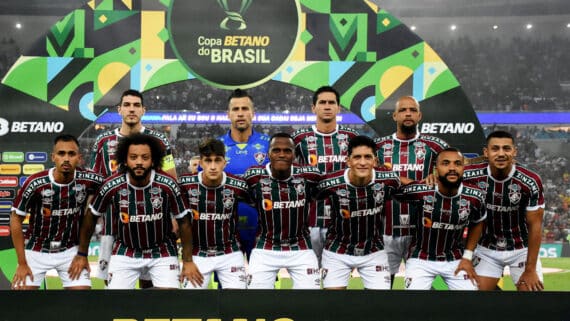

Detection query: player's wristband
(462, 249), (473, 261)
(76, 251), (88, 257)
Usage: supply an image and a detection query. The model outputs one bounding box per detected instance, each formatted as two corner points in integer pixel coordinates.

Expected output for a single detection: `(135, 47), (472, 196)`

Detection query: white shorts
(309, 227), (328, 265)
(183, 251), (246, 289)
(24, 246), (91, 288)
(321, 249), (390, 289)
(404, 258), (477, 290)
(107, 255), (180, 289)
(383, 235), (412, 274)
(474, 246), (544, 283)
(248, 249), (320, 289)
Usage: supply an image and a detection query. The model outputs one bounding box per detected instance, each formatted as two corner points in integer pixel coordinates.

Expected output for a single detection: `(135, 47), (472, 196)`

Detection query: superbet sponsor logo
(0, 176), (18, 187)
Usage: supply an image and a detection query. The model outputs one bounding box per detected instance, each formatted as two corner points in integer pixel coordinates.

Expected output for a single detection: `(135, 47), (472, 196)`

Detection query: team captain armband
(162, 154), (176, 171)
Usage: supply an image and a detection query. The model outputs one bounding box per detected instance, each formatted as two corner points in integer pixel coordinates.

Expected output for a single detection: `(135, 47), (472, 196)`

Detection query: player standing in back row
(291, 85), (358, 265)
(89, 89), (177, 285)
(374, 96), (449, 287)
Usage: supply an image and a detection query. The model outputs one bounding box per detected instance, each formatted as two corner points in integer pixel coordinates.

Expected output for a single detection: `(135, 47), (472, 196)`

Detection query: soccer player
(318, 135), (400, 290)
(243, 133), (322, 289)
(179, 139), (250, 289)
(10, 134), (103, 290)
(463, 130), (545, 291)
(90, 89), (177, 286)
(69, 133), (201, 289)
(374, 95), (449, 287)
(188, 155), (201, 174)
(399, 148), (486, 290)
(291, 85), (358, 265)
(219, 88), (270, 259)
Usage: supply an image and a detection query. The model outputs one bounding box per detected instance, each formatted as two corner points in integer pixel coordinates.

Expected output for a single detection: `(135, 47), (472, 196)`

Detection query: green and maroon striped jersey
(375, 133), (449, 237)
(463, 162), (545, 250)
(90, 170), (187, 258)
(318, 169), (401, 256)
(244, 164), (323, 251)
(292, 125), (359, 228)
(90, 127), (174, 236)
(178, 172), (250, 257)
(12, 168), (102, 252)
(398, 183), (486, 261)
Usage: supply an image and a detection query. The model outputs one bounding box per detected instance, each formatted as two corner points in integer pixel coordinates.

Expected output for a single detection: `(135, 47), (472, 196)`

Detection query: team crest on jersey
(41, 189), (54, 205)
(73, 184), (87, 203)
(254, 152), (267, 165)
(151, 195), (163, 209)
(307, 136), (318, 143)
(414, 143), (426, 160)
(508, 184), (521, 204)
(223, 197), (234, 209)
(373, 189), (385, 204)
(336, 189), (348, 197)
(294, 183), (305, 195)
(382, 144), (393, 157)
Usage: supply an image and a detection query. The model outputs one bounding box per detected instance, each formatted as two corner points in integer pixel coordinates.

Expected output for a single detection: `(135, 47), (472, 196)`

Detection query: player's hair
(198, 138), (226, 158)
(313, 85), (340, 105)
(395, 95), (420, 110)
(348, 135), (376, 156)
(120, 89), (144, 106)
(486, 130), (515, 145)
(228, 88), (253, 104)
(115, 133), (165, 173)
(53, 134), (80, 148)
(436, 147), (463, 162)
(269, 132), (294, 147)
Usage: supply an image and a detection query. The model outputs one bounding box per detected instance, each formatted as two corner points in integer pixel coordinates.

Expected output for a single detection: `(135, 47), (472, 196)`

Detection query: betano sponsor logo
(420, 122), (475, 134)
(0, 118), (65, 136)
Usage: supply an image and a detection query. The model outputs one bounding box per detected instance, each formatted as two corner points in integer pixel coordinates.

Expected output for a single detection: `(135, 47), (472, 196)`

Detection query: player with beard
(243, 133), (322, 289)
(69, 133), (201, 289)
(463, 130), (545, 291)
(398, 148), (486, 290)
(10, 134), (103, 290)
(90, 89), (177, 286)
(374, 96), (449, 287)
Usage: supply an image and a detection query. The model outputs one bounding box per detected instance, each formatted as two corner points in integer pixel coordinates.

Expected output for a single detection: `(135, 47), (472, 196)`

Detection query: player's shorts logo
(404, 277), (412, 288)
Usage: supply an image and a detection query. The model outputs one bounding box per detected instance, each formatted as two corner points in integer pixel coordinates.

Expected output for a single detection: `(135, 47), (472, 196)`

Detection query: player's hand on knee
(181, 261), (204, 287)
(68, 255), (90, 280)
(516, 270), (544, 291)
(12, 263), (33, 290)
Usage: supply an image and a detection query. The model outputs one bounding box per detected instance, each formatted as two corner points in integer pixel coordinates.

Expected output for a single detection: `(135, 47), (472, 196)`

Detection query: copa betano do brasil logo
(169, 0), (300, 88)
